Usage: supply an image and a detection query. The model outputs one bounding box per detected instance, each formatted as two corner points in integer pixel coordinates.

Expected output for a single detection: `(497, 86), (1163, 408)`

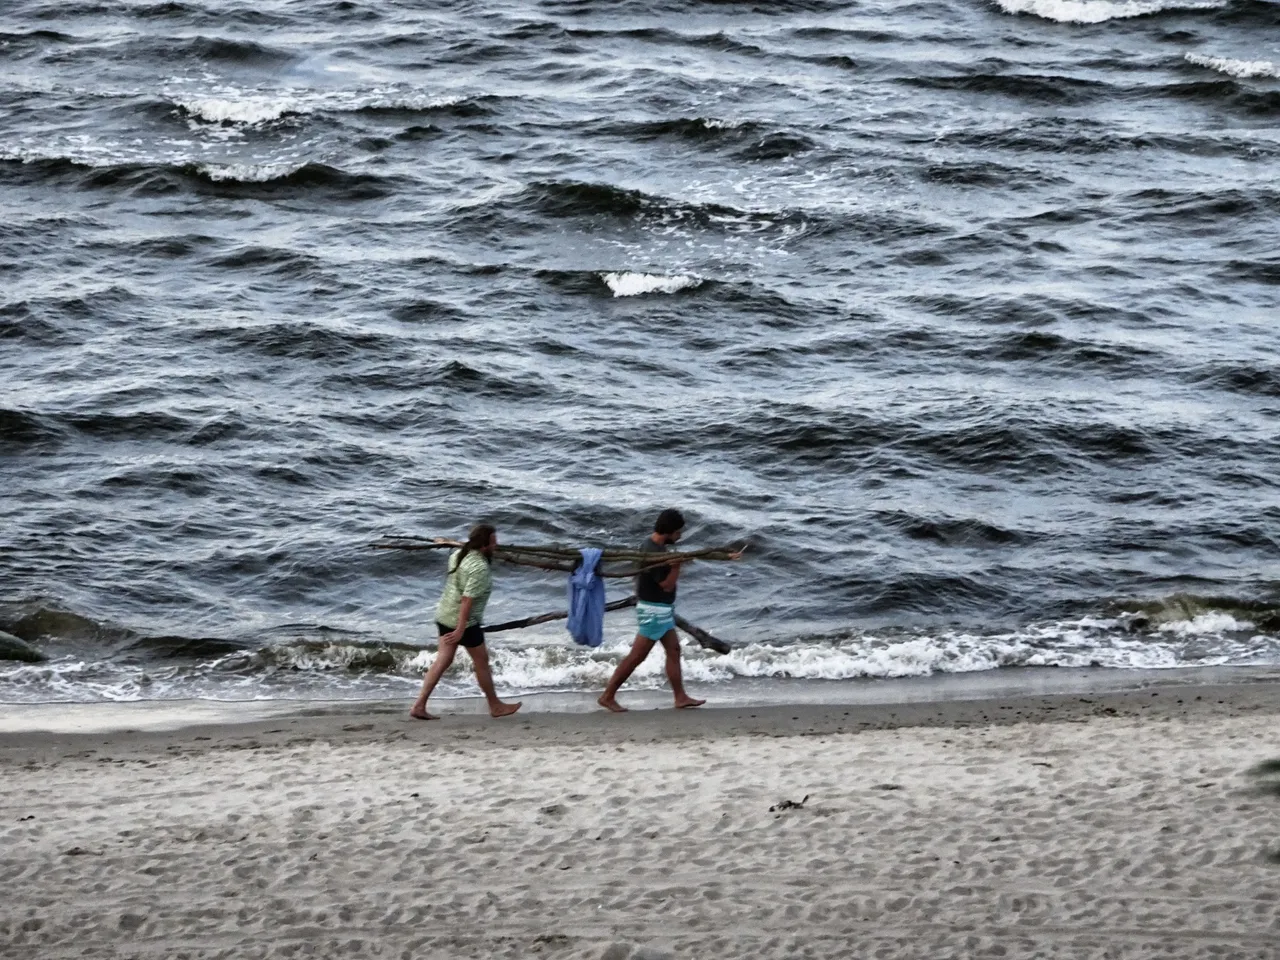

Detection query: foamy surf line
(993, 0), (1226, 23)
(2, 611), (1276, 704)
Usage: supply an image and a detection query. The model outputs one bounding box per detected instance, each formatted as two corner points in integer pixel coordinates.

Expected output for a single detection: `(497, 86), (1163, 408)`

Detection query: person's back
(436, 548), (493, 629)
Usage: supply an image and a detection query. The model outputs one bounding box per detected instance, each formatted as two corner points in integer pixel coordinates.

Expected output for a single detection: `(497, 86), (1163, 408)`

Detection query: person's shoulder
(462, 551), (490, 572)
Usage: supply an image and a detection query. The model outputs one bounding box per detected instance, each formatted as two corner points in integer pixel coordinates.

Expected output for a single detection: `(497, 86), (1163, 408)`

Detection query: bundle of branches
(371, 536), (742, 653)
(371, 536), (744, 578)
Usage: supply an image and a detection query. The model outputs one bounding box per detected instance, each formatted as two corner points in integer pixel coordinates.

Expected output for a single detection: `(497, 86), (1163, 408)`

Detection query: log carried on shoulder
(371, 536), (744, 579)
(373, 535), (742, 653)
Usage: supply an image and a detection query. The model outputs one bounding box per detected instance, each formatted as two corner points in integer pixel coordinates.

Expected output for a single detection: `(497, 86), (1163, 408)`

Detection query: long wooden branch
(484, 595), (732, 654)
(486, 596), (638, 632)
(372, 538), (743, 564)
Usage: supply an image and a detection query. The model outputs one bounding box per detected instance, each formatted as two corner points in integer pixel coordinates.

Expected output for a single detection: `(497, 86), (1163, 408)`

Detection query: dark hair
(452, 523), (496, 571)
(654, 509), (685, 536)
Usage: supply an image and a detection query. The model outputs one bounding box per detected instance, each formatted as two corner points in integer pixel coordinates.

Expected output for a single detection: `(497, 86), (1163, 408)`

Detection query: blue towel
(567, 547), (605, 647)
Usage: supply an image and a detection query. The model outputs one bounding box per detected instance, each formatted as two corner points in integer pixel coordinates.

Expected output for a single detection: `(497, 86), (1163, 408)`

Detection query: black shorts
(436, 622), (485, 648)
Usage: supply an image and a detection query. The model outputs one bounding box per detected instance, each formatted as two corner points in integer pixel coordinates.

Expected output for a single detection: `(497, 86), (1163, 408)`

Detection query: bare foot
(597, 694), (628, 713)
(490, 701), (522, 718)
(674, 696), (706, 709)
(409, 709), (438, 720)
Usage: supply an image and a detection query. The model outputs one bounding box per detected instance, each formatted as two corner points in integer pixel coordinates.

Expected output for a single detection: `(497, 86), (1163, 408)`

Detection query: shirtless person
(597, 508), (706, 713)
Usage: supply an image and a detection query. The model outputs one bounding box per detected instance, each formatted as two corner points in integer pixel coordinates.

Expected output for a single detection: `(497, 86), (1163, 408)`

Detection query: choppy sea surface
(3, 0), (1280, 704)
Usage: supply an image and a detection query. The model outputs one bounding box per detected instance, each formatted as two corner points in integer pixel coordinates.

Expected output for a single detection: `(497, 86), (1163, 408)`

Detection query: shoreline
(2, 665), (1278, 748)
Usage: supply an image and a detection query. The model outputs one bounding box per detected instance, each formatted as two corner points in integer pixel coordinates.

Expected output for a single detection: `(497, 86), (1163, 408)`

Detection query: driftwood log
(486, 595), (732, 655)
(672, 614), (732, 655)
(486, 596), (639, 632)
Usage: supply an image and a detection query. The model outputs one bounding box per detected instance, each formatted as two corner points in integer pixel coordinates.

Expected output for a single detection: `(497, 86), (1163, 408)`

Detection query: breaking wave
(196, 161), (332, 183)
(172, 90), (494, 126)
(1185, 52), (1280, 79)
(601, 272), (703, 297)
(0, 150), (397, 197)
(2, 600), (1277, 703)
(992, 0), (1227, 23)
(176, 96), (304, 126)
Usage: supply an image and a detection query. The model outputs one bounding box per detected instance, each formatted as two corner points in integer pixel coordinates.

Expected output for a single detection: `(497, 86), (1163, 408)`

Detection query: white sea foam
(179, 96), (300, 125)
(0, 143), (316, 184)
(4, 615), (1275, 703)
(601, 271), (703, 297)
(472, 619), (1269, 690)
(197, 162), (309, 183)
(1156, 612), (1255, 636)
(993, 0), (1225, 24)
(1, 142), (121, 168)
(173, 88), (476, 127)
(1184, 53), (1280, 79)
(254, 616), (1270, 691)
(0, 659), (148, 702)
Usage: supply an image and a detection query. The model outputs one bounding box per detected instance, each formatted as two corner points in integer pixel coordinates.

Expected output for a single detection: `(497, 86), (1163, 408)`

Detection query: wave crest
(2, 596), (1278, 703)
(173, 90), (490, 127)
(177, 96), (303, 125)
(993, 0), (1226, 23)
(601, 272), (703, 297)
(1185, 52), (1280, 79)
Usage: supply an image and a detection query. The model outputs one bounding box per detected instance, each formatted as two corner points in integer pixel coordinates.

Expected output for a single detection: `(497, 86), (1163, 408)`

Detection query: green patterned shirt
(434, 550), (493, 628)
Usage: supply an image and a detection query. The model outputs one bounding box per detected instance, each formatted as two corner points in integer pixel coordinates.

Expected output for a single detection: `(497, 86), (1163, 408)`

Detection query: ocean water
(3, 0), (1280, 704)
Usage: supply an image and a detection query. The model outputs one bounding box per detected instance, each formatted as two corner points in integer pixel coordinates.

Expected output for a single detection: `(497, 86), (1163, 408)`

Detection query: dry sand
(3, 683), (1280, 959)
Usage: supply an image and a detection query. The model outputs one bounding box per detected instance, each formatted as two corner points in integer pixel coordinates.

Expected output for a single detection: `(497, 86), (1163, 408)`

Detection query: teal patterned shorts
(635, 600), (675, 640)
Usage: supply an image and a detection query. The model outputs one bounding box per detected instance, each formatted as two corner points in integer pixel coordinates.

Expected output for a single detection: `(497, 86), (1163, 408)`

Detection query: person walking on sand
(598, 508), (707, 713)
(410, 524), (522, 720)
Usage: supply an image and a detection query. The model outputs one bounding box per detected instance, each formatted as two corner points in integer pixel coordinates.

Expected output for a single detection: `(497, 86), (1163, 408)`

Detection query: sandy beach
(3, 682), (1280, 959)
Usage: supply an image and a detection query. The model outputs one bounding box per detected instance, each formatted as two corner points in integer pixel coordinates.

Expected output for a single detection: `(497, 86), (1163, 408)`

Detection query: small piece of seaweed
(769, 795), (810, 813)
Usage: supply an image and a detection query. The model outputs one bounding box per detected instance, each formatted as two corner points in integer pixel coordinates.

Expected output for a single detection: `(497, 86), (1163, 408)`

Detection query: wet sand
(3, 681), (1280, 959)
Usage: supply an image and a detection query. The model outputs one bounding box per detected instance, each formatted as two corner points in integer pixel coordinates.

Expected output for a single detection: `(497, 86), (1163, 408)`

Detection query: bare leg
(465, 643), (522, 718)
(410, 639), (458, 719)
(661, 630), (705, 709)
(598, 635), (656, 712)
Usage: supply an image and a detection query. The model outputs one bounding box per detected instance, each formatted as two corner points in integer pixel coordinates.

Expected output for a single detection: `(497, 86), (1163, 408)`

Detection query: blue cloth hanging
(567, 547), (605, 647)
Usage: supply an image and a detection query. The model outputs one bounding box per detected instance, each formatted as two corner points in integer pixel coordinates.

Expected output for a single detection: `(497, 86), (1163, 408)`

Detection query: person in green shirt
(410, 523), (522, 720)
